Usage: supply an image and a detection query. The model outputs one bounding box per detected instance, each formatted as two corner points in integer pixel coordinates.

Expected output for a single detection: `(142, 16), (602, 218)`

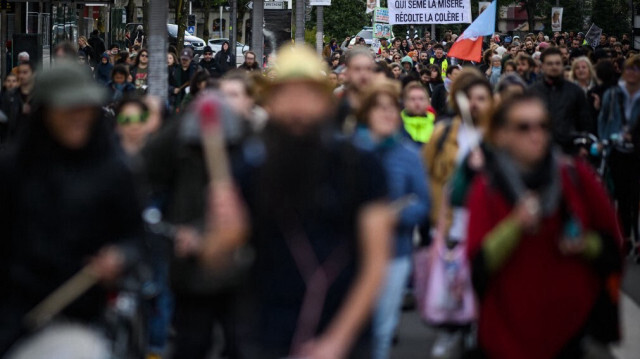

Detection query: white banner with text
(389, 0), (471, 25)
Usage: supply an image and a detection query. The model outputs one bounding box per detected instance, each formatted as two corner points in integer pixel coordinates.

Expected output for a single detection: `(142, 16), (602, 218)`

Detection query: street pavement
(391, 259), (640, 359)
(206, 260), (640, 358)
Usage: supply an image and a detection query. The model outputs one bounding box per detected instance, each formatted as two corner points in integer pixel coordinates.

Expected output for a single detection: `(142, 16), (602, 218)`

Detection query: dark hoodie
(0, 106), (142, 354)
(95, 52), (113, 86)
(214, 40), (235, 76)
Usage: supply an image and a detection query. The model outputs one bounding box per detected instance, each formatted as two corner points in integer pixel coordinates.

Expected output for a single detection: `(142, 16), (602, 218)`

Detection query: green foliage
(305, 27), (317, 45)
(591, 0), (631, 37)
(309, 0), (371, 41)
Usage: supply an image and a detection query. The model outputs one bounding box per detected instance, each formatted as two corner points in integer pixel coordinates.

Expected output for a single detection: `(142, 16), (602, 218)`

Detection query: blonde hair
(78, 36), (89, 47)
(570, 56), (596, 84)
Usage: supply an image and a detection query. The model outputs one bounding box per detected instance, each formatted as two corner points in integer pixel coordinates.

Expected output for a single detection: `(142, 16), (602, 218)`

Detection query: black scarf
(487, 146), (562, 216)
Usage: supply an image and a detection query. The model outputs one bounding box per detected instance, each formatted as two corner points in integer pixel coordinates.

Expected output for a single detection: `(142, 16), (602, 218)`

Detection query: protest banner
(551, 7), (563, 32)
(388, 0), (471, 25)
(585, 23), (603, 48)
(371, 38), (382, 53)
(366, 0), (379, 13)
(479, 2), (490, 14)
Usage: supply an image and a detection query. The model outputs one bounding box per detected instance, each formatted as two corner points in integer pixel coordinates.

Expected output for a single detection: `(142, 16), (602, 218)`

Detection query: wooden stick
(24, 266), (98, 330)
(197, 94), (231, 183)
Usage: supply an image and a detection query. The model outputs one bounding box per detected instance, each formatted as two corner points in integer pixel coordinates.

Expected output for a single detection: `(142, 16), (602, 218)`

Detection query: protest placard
(375, 7), (389, 23)
(388, 0), (471, 25)
(551, 7), (563, 32)
(374, 23), (392, 39)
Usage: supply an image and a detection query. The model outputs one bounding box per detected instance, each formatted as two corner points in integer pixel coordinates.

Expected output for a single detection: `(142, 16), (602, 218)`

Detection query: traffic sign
(264, 1), (285, 10)
(187, 26), (195, 35)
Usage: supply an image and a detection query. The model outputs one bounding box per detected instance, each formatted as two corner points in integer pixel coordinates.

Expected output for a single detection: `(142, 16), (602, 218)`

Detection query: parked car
(348, 27), (374, 47)
(207, 38), (250, 65)
(167, 24), (206, 54)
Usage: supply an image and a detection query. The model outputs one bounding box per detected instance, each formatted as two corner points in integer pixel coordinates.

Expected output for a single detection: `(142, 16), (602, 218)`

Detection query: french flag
(448, 0), (497, 62)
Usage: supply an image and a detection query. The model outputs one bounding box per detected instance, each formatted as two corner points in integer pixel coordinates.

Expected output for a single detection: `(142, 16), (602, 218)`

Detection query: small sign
(374, 7), (389, 24)
(187, 26), (195, 35)
(310, 0), (331, 5)
(373, 23), (391, 39)
(371, 38), (381, 53)
(264, 1), (286, 10)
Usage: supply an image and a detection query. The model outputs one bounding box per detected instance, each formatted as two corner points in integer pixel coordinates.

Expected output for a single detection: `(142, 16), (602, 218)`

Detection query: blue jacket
(353, 128), (431, 257)
(598, 83), (640, 141)
(94, 53), (113, 86)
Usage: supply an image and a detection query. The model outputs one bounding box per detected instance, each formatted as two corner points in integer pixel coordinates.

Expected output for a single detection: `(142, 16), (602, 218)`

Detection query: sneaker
(431, 331), (463, 359)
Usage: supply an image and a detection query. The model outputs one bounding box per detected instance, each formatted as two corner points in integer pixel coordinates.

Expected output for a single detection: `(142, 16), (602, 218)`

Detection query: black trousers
(171, 292), (238, 359)
(608, 150), (640, 241)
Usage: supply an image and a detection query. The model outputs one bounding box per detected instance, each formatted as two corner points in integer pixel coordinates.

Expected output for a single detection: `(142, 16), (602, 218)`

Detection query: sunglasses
(139, 53), (148, 58)
(117, 112), (149, 125)
(510, 120), (549, 133)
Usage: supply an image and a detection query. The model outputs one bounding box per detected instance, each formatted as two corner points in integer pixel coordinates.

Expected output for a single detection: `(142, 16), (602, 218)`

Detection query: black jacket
(171, 62), (201, 107)
(0, 112), (141, 353)
(141, 109), (244, 295)
(431, 83), (450, 118)
(88, 34), (106, 59)
(199, 58), (218, 77)
(214, 41), (235, 76)
(0, 88), (29, 148)
(529, 78), (593, 153)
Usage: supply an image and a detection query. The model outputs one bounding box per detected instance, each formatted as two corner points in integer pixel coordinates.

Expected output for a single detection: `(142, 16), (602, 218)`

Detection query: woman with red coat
(465, 94), (624, 359)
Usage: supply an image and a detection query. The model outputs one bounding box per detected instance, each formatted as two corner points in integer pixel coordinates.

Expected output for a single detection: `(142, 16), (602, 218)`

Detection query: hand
(485, 68), (492, 76)
(143, 95), (163, 133)
(207, 181), (245, 227)
(174, 226), (203, 258)
(558, 236), (587, 256)
(295, 335), (349, 359)
(173, 88), (180, 95)
(512, 193), (541, 231)
(578, 147), (589, 158)
(89, 246), (125, 283)
(592, 93), (601, 110)
(467, 147), (485, 170)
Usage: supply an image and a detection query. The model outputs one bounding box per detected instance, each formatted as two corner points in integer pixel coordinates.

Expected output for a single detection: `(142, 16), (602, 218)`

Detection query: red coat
(466, 160), (623, 359)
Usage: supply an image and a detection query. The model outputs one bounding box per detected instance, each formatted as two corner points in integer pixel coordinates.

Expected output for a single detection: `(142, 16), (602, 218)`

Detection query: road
(391, 258), (640, 359)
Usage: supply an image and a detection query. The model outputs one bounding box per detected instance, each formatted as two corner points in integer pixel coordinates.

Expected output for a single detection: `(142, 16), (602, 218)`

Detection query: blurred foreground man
(0, 63), (142, 356)
(206, 46), (394, 359)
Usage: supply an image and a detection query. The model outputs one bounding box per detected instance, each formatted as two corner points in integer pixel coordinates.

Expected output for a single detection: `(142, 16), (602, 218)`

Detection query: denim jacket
(598, 82), (640, 141)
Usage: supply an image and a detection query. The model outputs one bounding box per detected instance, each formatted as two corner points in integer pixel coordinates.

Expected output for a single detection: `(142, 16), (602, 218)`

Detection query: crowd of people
(0, 25), (635, 359)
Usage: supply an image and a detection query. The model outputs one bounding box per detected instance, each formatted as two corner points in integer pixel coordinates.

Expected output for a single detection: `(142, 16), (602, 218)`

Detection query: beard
(257, 121), (329, 215)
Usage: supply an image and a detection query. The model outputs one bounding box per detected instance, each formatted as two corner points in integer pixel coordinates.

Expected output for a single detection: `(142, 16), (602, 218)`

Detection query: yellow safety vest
(430, 57), (448, 80)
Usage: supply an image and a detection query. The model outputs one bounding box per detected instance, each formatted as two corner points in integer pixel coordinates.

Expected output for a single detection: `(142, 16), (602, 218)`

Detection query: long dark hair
(133, 48), (148, 68)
